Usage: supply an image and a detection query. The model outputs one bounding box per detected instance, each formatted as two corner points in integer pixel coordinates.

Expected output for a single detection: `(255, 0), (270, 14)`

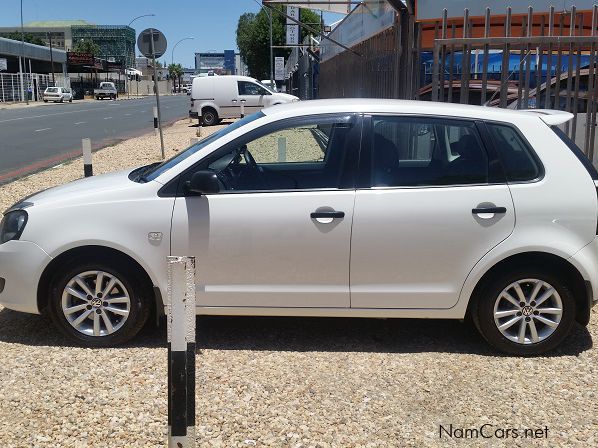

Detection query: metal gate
(429, 5), (598, 161)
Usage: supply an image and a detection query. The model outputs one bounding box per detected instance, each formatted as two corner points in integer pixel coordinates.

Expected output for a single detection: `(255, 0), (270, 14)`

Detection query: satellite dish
(137, 28), (167, 59)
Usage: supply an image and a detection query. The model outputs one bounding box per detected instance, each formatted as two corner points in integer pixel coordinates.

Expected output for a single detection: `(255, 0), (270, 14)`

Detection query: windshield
(256, 80), (275, 94)
(46, 88), (58, 93)
(141, 111), (265, 182)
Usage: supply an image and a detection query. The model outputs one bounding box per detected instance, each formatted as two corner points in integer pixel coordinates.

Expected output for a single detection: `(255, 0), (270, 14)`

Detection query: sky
(0, 0), (343, 69)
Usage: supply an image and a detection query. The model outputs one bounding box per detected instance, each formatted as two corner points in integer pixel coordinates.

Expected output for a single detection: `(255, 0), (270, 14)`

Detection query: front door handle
(472, 207), (507, 214)
(311, 211), (345, 219)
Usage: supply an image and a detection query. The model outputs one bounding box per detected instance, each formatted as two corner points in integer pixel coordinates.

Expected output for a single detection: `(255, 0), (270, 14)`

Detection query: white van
(189, 75), (298, 125)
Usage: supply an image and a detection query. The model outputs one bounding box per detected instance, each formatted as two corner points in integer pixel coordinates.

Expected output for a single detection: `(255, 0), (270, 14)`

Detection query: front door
(171, 113), (360, 308)
(350, 115), (515, 309)
(237, 80), (271, 115)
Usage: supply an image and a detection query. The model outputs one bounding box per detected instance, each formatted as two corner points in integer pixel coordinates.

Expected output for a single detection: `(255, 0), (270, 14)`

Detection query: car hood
(14, 168), (139, 208)
(276, 93), (299, 102)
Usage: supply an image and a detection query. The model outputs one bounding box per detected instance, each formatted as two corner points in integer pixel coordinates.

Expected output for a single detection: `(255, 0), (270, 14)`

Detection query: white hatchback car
(43, 86), (73, 103)
(1, 99), (596, 355)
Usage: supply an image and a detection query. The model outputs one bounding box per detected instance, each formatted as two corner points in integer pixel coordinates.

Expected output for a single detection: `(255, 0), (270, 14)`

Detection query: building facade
(0, 20), (135, 68)
(194, 51), (247, 75)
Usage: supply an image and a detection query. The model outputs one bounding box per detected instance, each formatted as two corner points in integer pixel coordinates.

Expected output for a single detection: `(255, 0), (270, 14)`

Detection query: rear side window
(486, 123), (541, 182)
(551, 126), (598, 180)
(370, 116), (489, 187)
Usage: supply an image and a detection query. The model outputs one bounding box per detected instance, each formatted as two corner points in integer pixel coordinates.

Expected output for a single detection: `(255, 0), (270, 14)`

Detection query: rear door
(350, 115), (515, 309)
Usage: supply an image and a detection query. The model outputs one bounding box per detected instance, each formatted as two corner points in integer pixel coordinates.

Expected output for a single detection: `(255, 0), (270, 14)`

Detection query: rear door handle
(472, 207), (507, 214)
(311, 211), (345, 219)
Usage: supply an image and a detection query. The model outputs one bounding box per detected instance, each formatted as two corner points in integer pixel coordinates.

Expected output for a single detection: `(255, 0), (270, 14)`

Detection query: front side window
(238, 81), (268, 96)
(371, 116), (489, 187)
(200, 116), (355, 192)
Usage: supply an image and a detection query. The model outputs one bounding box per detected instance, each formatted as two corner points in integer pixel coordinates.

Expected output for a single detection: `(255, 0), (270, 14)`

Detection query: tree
(3, 32), (44, 46)
(168, 63), (184, 92)
(236, 6), (321, 80)
(73, 38), (101, 56)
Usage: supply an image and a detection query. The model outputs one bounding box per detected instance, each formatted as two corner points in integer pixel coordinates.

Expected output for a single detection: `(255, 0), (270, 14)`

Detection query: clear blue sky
(0, 0), (342, 69)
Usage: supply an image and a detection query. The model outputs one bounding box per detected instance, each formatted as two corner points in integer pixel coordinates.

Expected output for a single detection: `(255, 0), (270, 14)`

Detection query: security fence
(429, 5), (598, 159)
(0, 72), (66, 102)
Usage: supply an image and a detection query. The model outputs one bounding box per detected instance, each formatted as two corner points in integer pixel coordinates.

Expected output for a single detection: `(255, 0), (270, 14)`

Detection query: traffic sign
(275, 57), (285, 81)
(137, 28), (167, 59)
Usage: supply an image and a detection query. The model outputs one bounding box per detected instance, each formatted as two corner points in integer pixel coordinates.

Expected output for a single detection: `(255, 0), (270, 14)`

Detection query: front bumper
(0, 240), (51, 314)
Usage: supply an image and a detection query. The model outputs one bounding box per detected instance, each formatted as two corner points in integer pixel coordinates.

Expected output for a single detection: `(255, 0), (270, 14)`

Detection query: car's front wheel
(47, 260), (150, 346)
(474, 269), (576, 355)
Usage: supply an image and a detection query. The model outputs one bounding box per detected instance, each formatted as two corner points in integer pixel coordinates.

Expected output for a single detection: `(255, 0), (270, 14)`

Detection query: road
(0, 95), (190, 183)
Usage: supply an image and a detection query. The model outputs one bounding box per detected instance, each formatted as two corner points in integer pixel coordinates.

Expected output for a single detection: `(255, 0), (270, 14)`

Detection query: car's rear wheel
(202, 108), (218, 126)
(473, 269), (575, 355)
(47, 260), (150, 346)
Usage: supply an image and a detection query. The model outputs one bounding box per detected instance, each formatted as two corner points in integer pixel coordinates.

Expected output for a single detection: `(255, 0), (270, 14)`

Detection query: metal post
(153, 106), (158, 135)
(20, 0), (28, 104)
(82, 138), (93, 177)
(240, 99), (246, 118)
(150, 29), (166, 159)
(270, 8), (274, 86)
(166, 256), (196, 448)
(48, 32), (55, 86)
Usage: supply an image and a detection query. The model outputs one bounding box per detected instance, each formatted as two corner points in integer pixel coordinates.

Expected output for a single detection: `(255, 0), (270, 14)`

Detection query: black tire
(59, 98), (64, 103)
(472, 267), (576, 356)
(202, 108), (218, 126)
(69, 98), (73, 103)
(47, 259), (151, 347)
(43, 100), (48, 103)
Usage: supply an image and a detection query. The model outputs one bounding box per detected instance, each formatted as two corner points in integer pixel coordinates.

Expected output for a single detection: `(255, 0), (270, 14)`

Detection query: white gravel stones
(0, 121), (596, 447)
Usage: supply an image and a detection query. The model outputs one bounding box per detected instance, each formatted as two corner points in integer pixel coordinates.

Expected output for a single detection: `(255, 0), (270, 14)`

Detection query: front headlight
(0, 210), (28, 244)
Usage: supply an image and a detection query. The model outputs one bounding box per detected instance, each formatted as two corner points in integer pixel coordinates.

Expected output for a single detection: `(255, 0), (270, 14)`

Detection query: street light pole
(127, 14), (154, 98)
(20, 0), (28, 104)
(171, 37), (194, 66)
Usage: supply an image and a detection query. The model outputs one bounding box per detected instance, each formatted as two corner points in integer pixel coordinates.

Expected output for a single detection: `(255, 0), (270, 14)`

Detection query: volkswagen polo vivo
(1, 99), (597, 355)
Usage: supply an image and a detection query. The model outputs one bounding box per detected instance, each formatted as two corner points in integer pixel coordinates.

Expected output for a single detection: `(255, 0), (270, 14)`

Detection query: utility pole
(150, 29), (165, 159)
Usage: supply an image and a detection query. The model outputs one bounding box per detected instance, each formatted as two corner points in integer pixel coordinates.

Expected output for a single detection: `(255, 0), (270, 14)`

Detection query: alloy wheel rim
(61, 270), (131, 337)
(493, 278), (563, 345)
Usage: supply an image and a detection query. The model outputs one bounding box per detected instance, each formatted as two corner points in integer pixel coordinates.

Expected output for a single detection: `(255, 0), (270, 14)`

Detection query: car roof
(261, 98), (552, 123)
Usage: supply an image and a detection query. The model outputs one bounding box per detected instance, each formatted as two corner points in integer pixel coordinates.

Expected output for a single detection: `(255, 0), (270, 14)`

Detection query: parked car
(1, 99), (597, 354)
(189, 75), (298, 126)
(42, 86), (73, 103)
(94, 82), (118, 100)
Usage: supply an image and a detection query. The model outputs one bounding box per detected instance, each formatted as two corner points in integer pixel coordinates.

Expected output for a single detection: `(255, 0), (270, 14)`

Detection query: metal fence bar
(500, 8), (512, 108)
(517, 15), (527, 109)
(585, 6), (597, 158)
(572, 13), (583, 139)
(589, 5), (598, 161)
(481, 7), (491, 105)
(460, 9), (471, 104)
(448, 22), (456, 103)
(565, 7), (577, 135)
(545, 6), (555, 109)
(523, 7), (534, 109)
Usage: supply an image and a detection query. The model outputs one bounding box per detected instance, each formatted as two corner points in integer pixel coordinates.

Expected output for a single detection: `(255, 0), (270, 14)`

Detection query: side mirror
(185, 170), (220, 195)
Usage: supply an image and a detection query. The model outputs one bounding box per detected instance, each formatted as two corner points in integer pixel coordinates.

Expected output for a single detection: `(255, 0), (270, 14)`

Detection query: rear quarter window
(486, 123), (542, 182)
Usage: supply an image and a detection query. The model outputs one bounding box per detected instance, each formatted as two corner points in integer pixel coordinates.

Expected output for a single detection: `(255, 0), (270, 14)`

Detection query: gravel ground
(0, 120), (597, 447)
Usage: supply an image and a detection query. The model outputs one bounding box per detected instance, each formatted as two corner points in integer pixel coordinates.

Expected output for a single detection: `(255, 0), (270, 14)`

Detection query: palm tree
(168, 63), (184, 93)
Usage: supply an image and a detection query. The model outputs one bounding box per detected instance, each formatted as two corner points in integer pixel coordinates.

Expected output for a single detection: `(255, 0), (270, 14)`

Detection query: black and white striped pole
(82, 138), (93, 177)
(166, 256), (196, 447)
(240, 99), (246, 119)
